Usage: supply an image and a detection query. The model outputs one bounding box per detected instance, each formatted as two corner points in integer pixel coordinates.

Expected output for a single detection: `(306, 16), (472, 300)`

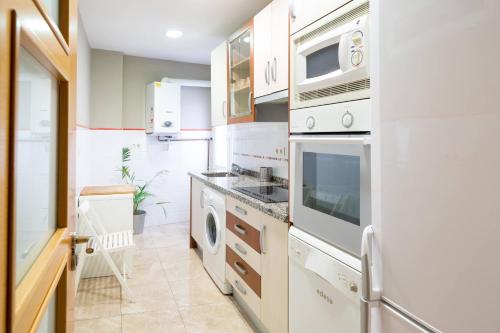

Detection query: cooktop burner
(233, 186), (288, 203)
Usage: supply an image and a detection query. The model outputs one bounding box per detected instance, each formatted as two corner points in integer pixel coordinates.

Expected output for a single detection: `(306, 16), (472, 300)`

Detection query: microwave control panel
(346, 17), (368, 70)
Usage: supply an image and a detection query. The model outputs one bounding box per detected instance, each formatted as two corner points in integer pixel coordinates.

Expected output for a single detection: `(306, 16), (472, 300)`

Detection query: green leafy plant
(121, 147), (168, 214)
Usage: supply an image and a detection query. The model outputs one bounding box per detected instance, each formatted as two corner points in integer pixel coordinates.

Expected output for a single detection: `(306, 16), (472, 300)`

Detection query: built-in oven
(289, 99), (370, 257)
(290, 0), (370, 110)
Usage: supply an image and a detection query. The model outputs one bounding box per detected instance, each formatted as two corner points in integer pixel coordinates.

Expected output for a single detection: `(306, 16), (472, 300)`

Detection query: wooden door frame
(0, 0), (78, 332)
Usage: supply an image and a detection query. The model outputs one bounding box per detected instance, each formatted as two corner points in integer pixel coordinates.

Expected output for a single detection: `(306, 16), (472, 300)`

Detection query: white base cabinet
(226, 197), (288, 333)
(190, 178), (205, 245)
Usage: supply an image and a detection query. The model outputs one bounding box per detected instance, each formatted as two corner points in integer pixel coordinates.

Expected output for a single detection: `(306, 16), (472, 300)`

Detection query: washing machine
(202, 188), (232, 294)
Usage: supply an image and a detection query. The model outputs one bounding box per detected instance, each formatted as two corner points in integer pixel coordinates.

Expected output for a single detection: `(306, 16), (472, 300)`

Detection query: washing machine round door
(204, 206), (221, 254)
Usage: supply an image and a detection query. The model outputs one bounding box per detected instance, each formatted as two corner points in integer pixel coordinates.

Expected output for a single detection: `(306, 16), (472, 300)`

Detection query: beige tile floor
(75, 222), (256, 333)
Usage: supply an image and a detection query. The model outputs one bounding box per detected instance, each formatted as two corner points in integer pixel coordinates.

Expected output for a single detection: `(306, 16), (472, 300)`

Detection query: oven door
(290, 135), (371, 257)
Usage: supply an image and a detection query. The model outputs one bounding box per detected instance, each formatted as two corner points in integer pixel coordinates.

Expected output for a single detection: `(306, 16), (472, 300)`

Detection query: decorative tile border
(233, 152), (288, 163)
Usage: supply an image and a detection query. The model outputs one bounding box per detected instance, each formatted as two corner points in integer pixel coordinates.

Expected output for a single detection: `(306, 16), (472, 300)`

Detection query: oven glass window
(303, 152), (360, 225)
(306, 43), (340, 79)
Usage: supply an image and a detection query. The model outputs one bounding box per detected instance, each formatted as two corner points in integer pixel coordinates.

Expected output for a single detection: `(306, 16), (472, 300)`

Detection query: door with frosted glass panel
(0, 0), (79, 332)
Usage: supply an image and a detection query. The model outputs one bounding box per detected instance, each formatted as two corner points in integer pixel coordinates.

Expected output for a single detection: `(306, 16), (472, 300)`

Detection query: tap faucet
(231, 163), (244, 175)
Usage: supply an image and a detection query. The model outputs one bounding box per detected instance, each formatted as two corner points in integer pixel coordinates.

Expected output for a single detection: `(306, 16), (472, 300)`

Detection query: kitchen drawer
(226, 245), (261, 297)
(226, 263), (261, 318)
(226, 196), (262, 230)
(226, 229), (261, 274)
(227, 212), (262, 254)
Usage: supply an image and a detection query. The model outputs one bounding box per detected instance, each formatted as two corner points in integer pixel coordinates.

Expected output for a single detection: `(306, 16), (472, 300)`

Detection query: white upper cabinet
(254, 4), (272, 99)
(290, 0), (351, 35)
(254, 0), (289, 98)
(210, 41), (228, 127)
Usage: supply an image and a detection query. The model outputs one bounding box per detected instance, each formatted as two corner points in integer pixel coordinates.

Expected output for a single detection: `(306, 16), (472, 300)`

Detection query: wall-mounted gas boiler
(145, 81), (181, 135)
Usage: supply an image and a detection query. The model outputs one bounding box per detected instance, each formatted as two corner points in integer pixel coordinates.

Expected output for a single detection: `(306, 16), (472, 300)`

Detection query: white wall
(77, 12), (91, 127)
(78, 130), (210, 226)
(229, 122), (288, 179)
(76, 12), (91, 191)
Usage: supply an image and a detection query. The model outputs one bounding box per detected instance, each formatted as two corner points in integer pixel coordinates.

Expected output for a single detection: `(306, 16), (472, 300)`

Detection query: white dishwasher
(289, 227), (361, 333)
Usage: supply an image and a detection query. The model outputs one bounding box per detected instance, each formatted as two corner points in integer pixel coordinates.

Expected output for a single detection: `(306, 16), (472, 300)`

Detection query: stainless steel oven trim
(289, 134), (371, 257)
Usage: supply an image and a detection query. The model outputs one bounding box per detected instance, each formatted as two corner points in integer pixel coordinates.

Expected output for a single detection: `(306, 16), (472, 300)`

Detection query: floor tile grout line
(153, 231), (190, 332)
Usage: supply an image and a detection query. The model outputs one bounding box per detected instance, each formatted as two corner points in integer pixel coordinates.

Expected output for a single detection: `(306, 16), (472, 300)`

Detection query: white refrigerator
(365, 0), (500, 332)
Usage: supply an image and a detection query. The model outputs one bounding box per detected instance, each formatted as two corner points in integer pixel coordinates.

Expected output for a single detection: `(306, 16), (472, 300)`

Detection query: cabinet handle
(233, 261), (247, 275)
(271, 57), (277, 82)
(234, 224), (247, 235)
(234, 280), (247, 295)
(235, 242), (247, 255)
(260, 225), (266, 254)
(222, 100), (227, 118)
(235, 205), (247, 216)
(265, 61), (270, 85)
(247, 91), (252, 113)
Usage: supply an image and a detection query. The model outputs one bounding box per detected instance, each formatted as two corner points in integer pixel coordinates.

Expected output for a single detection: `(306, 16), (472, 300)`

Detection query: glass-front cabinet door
(228, 21), (255, 124)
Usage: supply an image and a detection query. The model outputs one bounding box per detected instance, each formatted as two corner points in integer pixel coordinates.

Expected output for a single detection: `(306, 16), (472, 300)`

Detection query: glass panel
(306, 43), (340, 79)
(42, 0), (60, 26)
(36, 293), (56, 333)
(303, 152), (360, 225)
(229, 29), (251, 118)
(15, 48), (59, 285)
(206, 213), (217, 247)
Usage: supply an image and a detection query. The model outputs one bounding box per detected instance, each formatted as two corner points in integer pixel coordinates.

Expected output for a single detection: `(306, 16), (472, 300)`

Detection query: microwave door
(296, 30), (367, 93)
(294, 15), (369, 94)
(290, 135), (371, 257)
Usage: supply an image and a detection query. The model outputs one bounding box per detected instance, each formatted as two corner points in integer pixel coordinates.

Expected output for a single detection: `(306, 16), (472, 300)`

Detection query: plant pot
(133, 210), (146, 235)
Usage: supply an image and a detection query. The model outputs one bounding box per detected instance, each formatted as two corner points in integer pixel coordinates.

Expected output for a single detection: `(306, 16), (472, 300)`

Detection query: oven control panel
(290, 98), (370, 133)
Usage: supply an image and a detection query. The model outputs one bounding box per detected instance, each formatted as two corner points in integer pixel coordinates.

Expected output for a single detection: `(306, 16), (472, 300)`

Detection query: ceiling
(79, 0), (272, 65)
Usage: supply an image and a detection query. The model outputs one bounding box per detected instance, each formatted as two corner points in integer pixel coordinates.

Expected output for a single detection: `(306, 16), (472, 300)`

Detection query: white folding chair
(76, 200), (135, 301)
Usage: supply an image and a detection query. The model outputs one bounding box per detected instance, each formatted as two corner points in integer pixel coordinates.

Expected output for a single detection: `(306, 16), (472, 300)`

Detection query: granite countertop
(188, 171), (289, 223)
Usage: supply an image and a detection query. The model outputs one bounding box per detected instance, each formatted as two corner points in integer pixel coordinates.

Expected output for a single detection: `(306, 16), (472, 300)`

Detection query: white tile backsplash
(76, 128), (211, 226)
(229, 122), (288, 179)
(76, 122), (288, 227)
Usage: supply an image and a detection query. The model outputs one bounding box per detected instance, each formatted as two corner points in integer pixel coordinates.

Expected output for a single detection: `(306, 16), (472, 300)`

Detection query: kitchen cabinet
(290, 0), (350, 35)
(190, 177), (205, 246)
(210, 41), (228, 127)
(254, 0), (289, 98)
(260, 213), (288, 333)
(225, 196), (288, 333)
(228, 20), (255, 124)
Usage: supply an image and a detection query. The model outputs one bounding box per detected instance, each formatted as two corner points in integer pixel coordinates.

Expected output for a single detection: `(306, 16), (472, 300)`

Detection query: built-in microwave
(289, 99), (371, 257)
(290, 0), (370, 110)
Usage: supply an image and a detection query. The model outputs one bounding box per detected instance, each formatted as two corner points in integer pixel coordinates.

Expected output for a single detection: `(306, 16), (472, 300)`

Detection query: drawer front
(226, 212), (262, 254)
(226, 229), (261, 274)
(226, 196), (262, 230)
(226, 245), (261, 297)
(226, 263), (261, 318)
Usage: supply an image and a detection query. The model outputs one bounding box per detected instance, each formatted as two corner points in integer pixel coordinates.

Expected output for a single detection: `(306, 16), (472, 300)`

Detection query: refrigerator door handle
(360, 298), (369, 333)
(361, 225), (381, 301)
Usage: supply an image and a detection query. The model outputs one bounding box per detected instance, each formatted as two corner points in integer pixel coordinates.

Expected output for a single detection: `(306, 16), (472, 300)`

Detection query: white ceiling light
(166, 30), (183, 38)
(243, 36), (250, 43)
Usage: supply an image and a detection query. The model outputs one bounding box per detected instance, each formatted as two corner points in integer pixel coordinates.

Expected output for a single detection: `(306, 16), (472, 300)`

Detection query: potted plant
(121, 147), (168, 234)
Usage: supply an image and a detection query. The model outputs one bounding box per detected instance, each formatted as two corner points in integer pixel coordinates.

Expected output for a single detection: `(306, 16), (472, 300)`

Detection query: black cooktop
(233, 186), (288, 203)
